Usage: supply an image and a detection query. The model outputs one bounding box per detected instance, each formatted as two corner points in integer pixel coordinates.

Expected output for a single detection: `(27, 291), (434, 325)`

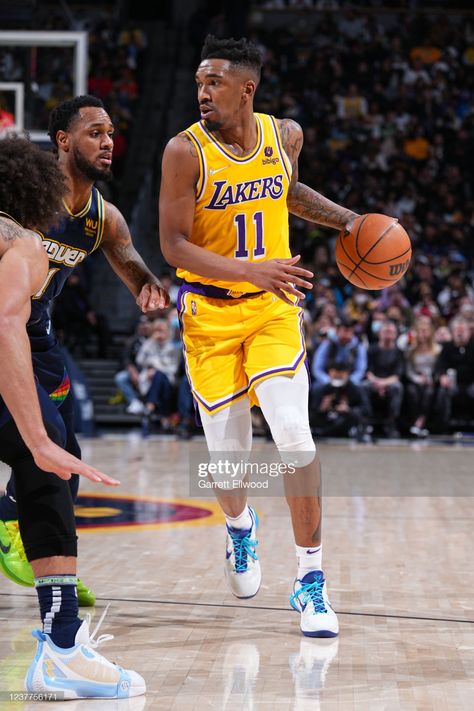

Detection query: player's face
(68, 107), (114, 181)
(195, 59), (249, 131)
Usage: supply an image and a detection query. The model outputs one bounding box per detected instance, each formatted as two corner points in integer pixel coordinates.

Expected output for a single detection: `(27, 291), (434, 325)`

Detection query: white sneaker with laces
(290, 570), (339, 638)
(225, 507), (261, 599)
(25, 608), (146, 700)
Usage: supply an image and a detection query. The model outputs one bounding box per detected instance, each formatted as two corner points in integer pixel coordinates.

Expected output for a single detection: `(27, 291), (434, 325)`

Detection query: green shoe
(0, 520), (96, 606)
(0, 520), (34, 586)
(77, 577), (96, 606)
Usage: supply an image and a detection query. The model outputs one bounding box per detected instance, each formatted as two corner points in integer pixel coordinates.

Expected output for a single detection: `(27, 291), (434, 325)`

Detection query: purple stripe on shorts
(178, 282), (264, 300)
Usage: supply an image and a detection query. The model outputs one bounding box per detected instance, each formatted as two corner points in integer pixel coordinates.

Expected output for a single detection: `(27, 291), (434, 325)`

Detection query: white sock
(296, 544), (322, 578)
(226, 505), (252, 530)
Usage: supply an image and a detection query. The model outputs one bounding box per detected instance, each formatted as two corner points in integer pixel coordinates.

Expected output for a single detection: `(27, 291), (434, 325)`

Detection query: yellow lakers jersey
(177, 113), (292, 293)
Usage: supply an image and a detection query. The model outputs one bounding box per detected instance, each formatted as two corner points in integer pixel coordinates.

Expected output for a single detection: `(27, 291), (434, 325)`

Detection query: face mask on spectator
(371, 320), (383, 334)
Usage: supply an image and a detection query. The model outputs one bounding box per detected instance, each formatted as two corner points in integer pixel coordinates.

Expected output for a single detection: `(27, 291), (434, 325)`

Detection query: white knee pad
(198, 397), (252, 454)
(255, 369), (316, 467)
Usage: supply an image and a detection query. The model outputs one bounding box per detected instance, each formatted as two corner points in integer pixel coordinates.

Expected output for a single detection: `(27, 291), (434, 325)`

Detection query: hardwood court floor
(1, 434), (473, 710)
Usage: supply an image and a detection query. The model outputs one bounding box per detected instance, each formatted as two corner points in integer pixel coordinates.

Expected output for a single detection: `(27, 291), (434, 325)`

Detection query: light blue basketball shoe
(25, 611), (145, 700)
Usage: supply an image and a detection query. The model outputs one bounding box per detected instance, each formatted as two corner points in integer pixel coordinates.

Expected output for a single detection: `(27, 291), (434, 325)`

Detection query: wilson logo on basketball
(388, 259), (410, 277)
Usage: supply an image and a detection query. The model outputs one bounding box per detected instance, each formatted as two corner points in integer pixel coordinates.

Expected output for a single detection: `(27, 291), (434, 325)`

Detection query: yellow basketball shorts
(177, 283), (306, 415)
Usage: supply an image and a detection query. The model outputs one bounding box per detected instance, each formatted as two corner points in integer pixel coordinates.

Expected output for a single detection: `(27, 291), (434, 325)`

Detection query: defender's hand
(31, 440), (120, 486)
(246, 255), (313, 305)
(136, 282), (170, 312)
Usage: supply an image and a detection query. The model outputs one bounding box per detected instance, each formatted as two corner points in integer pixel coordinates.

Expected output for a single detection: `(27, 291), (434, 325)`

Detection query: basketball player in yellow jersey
(160, 35), (359, 637)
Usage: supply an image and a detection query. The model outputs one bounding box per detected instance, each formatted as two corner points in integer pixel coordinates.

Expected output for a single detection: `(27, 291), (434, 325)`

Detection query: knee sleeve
(256, 368), (316, 467)
(198, 397), (253, 454)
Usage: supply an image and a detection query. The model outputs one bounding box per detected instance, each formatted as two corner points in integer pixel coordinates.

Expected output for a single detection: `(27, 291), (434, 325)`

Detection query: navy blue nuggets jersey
(29, 186), (106, 330)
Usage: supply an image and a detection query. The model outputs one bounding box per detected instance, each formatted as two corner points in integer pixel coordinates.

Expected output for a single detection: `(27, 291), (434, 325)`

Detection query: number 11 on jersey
(234, 211), (265, 259)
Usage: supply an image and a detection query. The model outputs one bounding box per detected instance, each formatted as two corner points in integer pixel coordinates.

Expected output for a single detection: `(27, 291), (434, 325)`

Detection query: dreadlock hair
(48, 95), (105, 147)
(0, 134), (67, 229)
(201, 35), (263, 83)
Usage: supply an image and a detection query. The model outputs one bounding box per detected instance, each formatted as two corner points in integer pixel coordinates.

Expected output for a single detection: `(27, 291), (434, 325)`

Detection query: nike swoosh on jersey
(208, 166), (229, 175)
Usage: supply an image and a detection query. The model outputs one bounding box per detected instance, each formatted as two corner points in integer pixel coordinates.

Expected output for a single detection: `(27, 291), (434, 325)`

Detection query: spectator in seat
(433, 316), (474, 432)
(364, 321), (405, 438)
(310, 362), (370, 440)
(114, 316), (152, 414)
(136, 319), (181, 431)
(311, 316), (368, 390)
(404, 316), (440, 437)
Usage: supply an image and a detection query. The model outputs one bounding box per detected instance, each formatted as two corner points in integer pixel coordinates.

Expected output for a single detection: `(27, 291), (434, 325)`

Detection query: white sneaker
(126, 399), (145, 415)
(25, 612), (146, 700)
(225, 507), (261, 599)
(290, 570), (339, 638)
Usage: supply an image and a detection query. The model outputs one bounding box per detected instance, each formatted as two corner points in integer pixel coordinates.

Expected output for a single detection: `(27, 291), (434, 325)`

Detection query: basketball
(335, 213), (412, 290)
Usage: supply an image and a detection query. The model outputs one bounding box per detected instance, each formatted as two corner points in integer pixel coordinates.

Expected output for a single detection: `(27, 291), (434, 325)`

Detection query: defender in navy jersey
(0, 96), (169, 603)
(0, 135), (143, 702)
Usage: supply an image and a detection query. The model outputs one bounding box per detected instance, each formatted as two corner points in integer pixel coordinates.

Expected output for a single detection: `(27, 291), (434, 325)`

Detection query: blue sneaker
(290, 570), (339, 638)
(25, 614), (146, 700)
(224, 507), (261, 599)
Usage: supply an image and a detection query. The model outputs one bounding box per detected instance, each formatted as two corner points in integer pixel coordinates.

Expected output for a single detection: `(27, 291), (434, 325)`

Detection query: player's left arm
(100, 202), (170, 311)
(278, 118), (358, 230)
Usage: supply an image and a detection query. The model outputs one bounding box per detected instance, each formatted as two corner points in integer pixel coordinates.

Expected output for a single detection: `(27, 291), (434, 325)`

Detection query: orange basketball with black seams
(335, 213), (412, 290)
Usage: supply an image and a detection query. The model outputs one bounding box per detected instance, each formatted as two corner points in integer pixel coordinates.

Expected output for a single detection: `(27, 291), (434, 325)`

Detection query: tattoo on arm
(278, 118), (357, 230)
(177, 133), (198, 159)
(278, 118), (302, 188)
(0, 219), (22, 243)
(102, 209), (157, 293)
(288, 182), (357, 230)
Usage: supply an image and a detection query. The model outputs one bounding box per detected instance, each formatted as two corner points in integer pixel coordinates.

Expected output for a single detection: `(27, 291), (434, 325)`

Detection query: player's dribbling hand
(136, 282), (170, 312)
(31, 440), (120, 486)
(246, 255), (313, 305)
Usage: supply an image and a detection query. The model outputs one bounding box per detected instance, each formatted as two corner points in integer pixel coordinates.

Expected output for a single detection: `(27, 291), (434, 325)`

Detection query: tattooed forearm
(101, 206), (160, 295)
(105, 242), (158, 293)
(276, 118), (358, 230)
(288, 182), (358, 230)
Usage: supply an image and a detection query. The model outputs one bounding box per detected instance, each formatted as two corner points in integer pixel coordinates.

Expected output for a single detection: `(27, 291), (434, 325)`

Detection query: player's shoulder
(0, 214), (38, 242)
(164, 132), (200, 161)
(275, 118), (304, 159)
(276, 117), (303, 137)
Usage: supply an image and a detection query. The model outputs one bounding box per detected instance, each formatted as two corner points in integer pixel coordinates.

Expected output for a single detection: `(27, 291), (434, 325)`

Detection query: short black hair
(337, 316), (356, 329)
(0, 134), (67, 229)
(201, 35), (263, 82)
(48, 95), (105, 147)
(330, 361), (351, 373)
